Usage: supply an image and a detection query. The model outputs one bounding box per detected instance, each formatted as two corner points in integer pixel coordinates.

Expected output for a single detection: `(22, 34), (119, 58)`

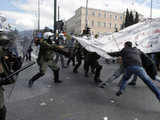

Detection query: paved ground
(4, 59), (160, 120)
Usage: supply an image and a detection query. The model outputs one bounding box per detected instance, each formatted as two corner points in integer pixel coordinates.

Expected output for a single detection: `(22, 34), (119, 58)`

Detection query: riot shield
(2, 30), (35, 98)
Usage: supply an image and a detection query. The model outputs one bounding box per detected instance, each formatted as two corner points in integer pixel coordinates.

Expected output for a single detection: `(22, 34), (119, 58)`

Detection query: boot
(94, 65), (102, 83)
(85, 72), (89, 77)
(0, 106), (6, 120)
(73, 69), (78, 73)
(116, 91), (122, 96)
(73, 66), (78, 73)
(54, 70), (62, 83)
(91, 69), (95, 74)
(28, 73), (44, 88)
(94, 77), (102, 83)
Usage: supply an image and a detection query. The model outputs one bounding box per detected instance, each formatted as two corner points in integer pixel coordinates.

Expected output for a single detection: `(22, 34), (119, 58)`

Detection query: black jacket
(108, 47), (142, 68)
(108, 47), (157, 79)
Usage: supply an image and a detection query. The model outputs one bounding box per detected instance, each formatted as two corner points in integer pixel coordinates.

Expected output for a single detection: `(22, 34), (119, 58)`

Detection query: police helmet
(7, 31), (17, 40)
(0, 32), (11, 45)
(43, 32), (54, 40)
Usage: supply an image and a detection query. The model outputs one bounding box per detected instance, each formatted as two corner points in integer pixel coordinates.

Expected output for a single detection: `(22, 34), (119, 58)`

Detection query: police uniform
(0, 32), (15, 120)
(83, 50), (103, 83)
(54, 34), (66, 68)
(73, 43), (84, 73)
(28, 33), (64, 87)
(66, 36), (75, 66)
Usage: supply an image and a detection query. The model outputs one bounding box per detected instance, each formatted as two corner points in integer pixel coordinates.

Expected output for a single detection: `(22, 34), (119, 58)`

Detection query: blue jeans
(120, 66), (160, 100)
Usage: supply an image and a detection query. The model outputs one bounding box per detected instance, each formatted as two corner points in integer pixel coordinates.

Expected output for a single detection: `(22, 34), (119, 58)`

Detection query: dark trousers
(67, 48), (75, 66)
(73, 59), (82, 72)
(84, 60), (102, 80)
(84, 60), (97, 74)
(0, 106), (6, 120)
(67, 56), (75, 66)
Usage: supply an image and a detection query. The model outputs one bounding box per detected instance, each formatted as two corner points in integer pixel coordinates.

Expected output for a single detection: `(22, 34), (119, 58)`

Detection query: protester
(108, 41), (160, 102)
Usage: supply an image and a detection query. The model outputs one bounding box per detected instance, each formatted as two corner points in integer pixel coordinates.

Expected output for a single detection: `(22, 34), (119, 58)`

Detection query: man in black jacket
(108, 41), (160, 102)
(84, 50), (102, 83)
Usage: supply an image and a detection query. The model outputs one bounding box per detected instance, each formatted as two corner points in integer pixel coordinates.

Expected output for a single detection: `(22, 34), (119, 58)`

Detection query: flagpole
(38, 0), (40, 31)
(150, 0), (152, 19)
(54, 0), (57, 40)
(85, 0), (88, 30)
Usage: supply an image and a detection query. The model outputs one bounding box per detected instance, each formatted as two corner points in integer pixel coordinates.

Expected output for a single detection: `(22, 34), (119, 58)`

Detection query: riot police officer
(0, 32), (15, 120)
(73, 42), (84, 73)
(28, 32), (68, 87)
(83, 49), (103, 83)
(66, 35), (75, 67)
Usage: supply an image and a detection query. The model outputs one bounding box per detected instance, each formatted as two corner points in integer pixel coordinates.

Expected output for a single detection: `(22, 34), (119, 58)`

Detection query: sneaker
(116, 91), (122, 96)
(28, 80), (34, 88)
(128, 82), (136, 86)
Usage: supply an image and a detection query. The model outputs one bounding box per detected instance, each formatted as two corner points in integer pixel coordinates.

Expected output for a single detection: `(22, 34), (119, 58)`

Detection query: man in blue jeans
(108, 41), (160, 101)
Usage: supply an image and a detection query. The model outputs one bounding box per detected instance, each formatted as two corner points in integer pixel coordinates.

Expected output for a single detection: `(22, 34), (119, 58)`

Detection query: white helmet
(43, 32), (54, 39)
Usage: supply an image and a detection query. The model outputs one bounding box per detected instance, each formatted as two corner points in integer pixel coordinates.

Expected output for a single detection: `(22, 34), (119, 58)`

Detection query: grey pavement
(4, 59), (160, 120)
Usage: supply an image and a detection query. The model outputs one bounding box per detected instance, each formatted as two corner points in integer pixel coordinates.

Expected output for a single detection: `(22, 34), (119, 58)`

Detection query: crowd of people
(1, 29), (160, 120)
(27, 29), (160, 102)
(28, 28), (104, 87)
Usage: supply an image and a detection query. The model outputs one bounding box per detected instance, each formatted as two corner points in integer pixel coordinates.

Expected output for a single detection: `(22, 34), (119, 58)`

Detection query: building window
(97, 22), (101, 27)
(110, 14), (112, 19)
(109, 23), (112, 28)
(98, 12), (101, 17)
(104, 22), (106, 27)
(120, 24), (122, 28)
(104, 13), (106, 18)
(92, 20), (94, 27)
(92, 11), (96, 16)
(114, 24), (117, 29)
(114, 16), (118, 20)
(120, 16), (123, 20)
